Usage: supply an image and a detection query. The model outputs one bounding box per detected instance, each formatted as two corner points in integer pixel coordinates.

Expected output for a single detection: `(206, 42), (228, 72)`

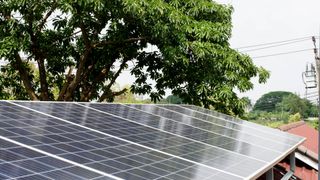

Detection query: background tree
(247, 91), (318, 128)
(276, 94), (318, 118)
(0, 0), (269, 116)
(165, 95), (183, 104)
(253, 91), (293, 112)
(275, 94), (307, 117)
(241, 96), (252, 112)
(303, 99), (318, 117)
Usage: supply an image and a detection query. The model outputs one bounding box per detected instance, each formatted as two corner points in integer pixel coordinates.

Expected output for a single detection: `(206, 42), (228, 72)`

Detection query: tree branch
(84, 62), (114, 100)
(99, 88), (128, 102)
(26, 16), (50, 100)
(57, 67), (74, 100)
(37, 2), (57, 32)
(113, 88), (128, 96)
(98, 59), (128, 102)
(92, 37), (147, 48)
(14, 53), (39, 100)
(63, 22), (92, 100)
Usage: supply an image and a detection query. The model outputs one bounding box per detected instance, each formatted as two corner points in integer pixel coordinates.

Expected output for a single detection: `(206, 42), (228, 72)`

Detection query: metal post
(312, 36), (320, 180)
(318, 32), (320, 180)
(281, 152), (296, 180)
(290, 152), (296, 172)
(266, 167), (274, 180)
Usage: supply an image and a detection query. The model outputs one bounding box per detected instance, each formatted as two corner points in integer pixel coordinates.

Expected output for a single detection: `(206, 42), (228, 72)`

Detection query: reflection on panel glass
(126, 104), (297, 153)
(2, 102), (240, 180)
(179, 104), (303, 141)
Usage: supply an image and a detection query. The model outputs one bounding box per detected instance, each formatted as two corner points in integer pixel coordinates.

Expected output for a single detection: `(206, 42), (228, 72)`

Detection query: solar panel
(6, 101), (304, 179)
(1, 101), (243, 180)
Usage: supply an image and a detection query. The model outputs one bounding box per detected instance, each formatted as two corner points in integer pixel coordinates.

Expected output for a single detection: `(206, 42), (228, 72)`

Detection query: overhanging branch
(98, 59), (129, 102)
(37, 2), (57, 32)
(92, 37), (147, 48)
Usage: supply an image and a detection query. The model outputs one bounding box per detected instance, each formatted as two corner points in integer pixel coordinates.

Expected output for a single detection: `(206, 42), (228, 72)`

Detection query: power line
(306, 91), (318, 95)
(305, 94), (319, 99)
(241, 38), (311, 53)
(252, 48), (313, 59)
(236, 36), (316, 49)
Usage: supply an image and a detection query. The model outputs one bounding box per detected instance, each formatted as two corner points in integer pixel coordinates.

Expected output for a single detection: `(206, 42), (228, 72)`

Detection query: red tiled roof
(279, 121), (318, 155)
(277, 121), (318, 180)
(279, 161), (318, 180)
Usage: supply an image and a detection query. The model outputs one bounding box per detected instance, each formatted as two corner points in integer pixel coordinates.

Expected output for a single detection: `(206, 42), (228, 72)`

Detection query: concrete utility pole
(311, 36), (320, 180)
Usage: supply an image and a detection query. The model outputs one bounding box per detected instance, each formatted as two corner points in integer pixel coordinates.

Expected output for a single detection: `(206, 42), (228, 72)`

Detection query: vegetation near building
(0, 0), (269, 115)
(253, 91), (293, 112)
(245, 91), (318, 129)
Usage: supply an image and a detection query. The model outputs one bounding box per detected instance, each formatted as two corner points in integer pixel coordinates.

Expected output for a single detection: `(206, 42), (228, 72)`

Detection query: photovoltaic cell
(1, 101), (241, 180)
(0, 138), (107, 180)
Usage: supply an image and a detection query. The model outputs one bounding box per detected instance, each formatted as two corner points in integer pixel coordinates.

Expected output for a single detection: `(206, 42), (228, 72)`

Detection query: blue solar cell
(16, 174), (52, 180)
(0, 138), (106, 180)
(0, 163), (33, 177)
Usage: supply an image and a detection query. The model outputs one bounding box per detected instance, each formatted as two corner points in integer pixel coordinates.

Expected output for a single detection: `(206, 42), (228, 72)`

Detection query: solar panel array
(0, 101), (304, 180)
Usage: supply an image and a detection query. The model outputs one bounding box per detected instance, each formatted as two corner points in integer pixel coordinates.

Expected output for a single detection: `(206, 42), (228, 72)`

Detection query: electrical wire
(306, 91), (318, 95)
(251, 48), (314, 59)
(236, 36), (317, 49)
(305, 94), (319, 99)
(241, 38), (311, 53)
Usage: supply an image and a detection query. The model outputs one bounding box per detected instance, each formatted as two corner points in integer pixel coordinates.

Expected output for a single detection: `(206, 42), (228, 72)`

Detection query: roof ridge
(278, 121), (305, 131)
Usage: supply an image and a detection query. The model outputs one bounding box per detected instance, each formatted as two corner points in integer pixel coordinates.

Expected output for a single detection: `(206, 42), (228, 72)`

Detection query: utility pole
(311, 36), (320, 179)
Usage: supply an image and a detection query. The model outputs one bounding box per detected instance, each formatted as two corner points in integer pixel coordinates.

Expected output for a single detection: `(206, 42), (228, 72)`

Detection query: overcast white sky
(118, 0), (320, 102)
(217, 0), (320, 102)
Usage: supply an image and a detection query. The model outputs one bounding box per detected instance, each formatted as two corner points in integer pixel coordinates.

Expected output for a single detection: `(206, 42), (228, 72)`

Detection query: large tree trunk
(63, 21), (92, 101)
(27, 16), (50, 100)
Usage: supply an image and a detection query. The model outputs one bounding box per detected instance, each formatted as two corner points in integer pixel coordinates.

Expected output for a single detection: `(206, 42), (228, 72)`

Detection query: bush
(288, 113), (301, 123)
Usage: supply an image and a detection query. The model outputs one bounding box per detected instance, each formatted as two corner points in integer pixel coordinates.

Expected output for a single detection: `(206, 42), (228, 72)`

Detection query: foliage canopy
(251, 91), (317, 120)
(0, 0), (269, 115)
(253, 91), (293, 112)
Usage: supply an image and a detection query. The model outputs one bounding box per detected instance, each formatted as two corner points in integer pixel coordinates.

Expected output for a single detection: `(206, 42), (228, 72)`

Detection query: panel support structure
(266, 167), (274, 180)
(281, 152), (296, 180)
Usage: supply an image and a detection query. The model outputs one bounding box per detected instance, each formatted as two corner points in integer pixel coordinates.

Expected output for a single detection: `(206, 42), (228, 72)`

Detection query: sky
(216, 0), (320, 102)
(118, 0), (320, 102)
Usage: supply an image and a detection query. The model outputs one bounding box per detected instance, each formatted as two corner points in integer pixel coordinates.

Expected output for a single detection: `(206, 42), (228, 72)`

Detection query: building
(278, 121), (318, 180)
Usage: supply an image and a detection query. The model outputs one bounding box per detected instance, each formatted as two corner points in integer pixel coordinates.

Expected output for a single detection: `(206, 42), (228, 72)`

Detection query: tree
(0, 0), (269, 115)
(253, 91), (293, 112)
(241, 96), (252, 111)
(113, 84), (151, 103)
(276, 94), (318, 118)
(303, 99), (318, 117)
(0, 63), (31, 99)
(166, 95), (183, 104)
(276, 94), (307, 117)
